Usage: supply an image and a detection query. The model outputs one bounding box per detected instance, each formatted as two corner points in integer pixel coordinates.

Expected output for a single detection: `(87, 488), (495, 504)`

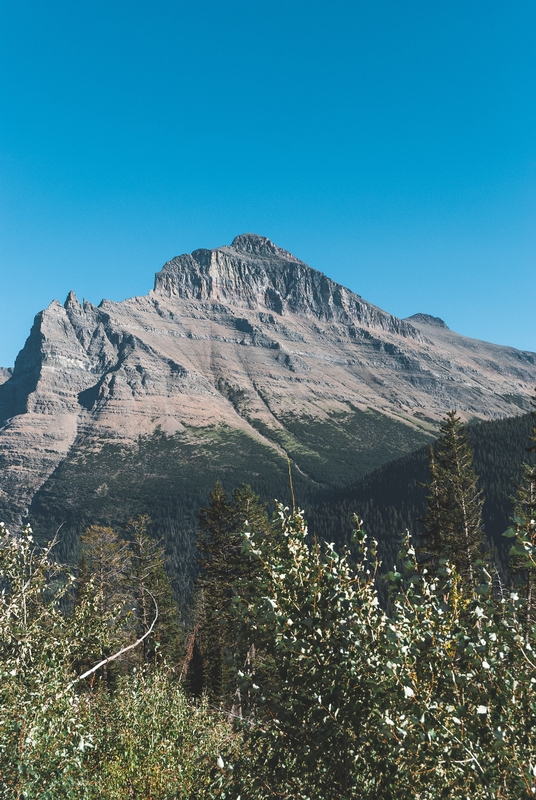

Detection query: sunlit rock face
(155, 234), (421, 336)
(1, 233), (535, 523)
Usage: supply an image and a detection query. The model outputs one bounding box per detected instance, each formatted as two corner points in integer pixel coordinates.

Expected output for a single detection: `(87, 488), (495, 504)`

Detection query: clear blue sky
(1, 0), (535, 367)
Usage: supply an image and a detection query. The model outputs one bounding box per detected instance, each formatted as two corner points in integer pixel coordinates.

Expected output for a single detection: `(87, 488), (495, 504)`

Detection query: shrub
(231, 507), (536, 799)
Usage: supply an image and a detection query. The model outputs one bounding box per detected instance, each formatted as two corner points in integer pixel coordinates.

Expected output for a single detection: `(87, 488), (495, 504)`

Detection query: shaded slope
(308, 412), (536, 577)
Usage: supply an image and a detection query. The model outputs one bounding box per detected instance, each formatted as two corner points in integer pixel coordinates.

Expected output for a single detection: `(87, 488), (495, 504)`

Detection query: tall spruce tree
(507, 392), (536, 632)
(421, 410), (486, 586)
(192, 480), (234, 698)
(76, 525), (134, 681)
(190, 481), (271, 704)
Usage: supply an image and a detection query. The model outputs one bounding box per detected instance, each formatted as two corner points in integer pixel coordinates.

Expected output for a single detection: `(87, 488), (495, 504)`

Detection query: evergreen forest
(1, 400), (536, 798)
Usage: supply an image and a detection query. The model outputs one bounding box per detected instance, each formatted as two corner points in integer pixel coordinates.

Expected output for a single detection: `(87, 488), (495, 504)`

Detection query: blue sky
(1, 0), (535, 366)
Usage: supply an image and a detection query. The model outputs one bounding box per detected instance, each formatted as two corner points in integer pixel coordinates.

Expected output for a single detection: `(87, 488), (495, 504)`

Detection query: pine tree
(80, 525), (132, 617)
(191, 481), (271, 704)
(420, 445), (442, 558)
(76, 525), (134, 681)
(127, 515), (183, 668)
(421, 410), (486, 586)
(192, 481), (234, 698)
(227, 484), (273, 717)
(507, 392), (536, 632)
(530, 392), (536, 455)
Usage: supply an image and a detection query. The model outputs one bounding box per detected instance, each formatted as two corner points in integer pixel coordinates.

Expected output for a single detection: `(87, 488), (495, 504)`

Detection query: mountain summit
(0, 234), (535, 528)
(154, 233), (419, 336)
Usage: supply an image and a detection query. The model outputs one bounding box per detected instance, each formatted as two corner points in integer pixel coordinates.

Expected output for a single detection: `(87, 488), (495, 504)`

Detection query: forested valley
(1, 400), (536, 799)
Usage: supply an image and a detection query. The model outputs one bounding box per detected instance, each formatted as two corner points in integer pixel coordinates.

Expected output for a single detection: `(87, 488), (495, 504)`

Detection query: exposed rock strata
(1, 233), (535, 522)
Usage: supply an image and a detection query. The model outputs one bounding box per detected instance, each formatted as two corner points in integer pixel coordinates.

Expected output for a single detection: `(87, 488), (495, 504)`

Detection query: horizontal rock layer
(1, 233), (535, 523)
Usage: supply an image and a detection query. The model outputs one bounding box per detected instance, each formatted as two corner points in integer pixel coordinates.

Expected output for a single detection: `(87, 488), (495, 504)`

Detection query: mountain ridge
(1, 233), (535, 531)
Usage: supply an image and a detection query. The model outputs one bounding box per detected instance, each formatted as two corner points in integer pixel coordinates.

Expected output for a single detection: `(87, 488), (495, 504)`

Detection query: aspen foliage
(230, 507), (536, 799)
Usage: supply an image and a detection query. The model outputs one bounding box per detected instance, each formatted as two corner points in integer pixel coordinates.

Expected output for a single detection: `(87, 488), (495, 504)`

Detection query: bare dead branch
(69, 590), (158, 687)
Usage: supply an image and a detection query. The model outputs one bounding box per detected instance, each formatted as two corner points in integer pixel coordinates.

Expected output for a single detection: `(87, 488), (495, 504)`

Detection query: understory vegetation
(1, 402), (535, 798)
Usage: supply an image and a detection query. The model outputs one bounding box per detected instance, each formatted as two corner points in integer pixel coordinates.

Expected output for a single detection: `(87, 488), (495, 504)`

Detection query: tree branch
(69, 590), (158, 687)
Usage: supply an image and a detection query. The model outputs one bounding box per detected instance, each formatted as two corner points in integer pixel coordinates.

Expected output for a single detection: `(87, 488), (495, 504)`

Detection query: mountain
(0, 233), (535, 593)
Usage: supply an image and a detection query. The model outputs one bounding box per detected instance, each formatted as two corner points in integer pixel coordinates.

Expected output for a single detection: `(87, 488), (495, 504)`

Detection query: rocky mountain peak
(64, 290), (82, 311)
(229, 233), (302, 261)
(153, 234), (421, 337)
(406, 313), (449, 329)
(1, 232), (535, 531)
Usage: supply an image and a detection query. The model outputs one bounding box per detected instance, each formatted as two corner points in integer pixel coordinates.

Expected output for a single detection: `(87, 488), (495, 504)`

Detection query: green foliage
(505, 393), (536, 633)
(26, 425), (306, 608)
(0, 522), (99, 797)
(0, 521), (237, 799)
(3, 404), (536, 796)
(76, 524), (134, 675)
(244, 404), (432, 486)
(79, 670), (238, 799)
(75, 517), (183, 677)
(230, 507), (536, 799)
(420, 410), (486, 585)
(232, 508), (391, 798)
(127, 515), (184, 667)
(191, 482), (271, 704)
(310, 410), (536, 584)
(530, 395), (536, 454)
(23, 407), (431, 609)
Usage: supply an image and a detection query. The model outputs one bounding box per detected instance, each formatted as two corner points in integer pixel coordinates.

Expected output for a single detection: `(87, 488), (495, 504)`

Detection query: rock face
(1, 232), (535, 524)
(156, 234), (419, 337)
(0, 368), (12, 385)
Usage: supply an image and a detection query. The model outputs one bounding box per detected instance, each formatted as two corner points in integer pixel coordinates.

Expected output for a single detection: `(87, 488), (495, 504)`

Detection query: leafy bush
(4, 474), (536, 797)
(0, 521), (236, 800)
(231, 507), (536, 799)
(80, 670), (239, 800)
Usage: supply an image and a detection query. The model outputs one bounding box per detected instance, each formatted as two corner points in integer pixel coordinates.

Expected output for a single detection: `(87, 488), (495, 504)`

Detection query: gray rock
(1, 233), (535, 524)
(0, 367), (12, 386)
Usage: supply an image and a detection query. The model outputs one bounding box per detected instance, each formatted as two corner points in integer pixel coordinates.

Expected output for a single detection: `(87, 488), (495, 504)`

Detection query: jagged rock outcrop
(156, 234), (422, 337)
(1, 233), (535, 524)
